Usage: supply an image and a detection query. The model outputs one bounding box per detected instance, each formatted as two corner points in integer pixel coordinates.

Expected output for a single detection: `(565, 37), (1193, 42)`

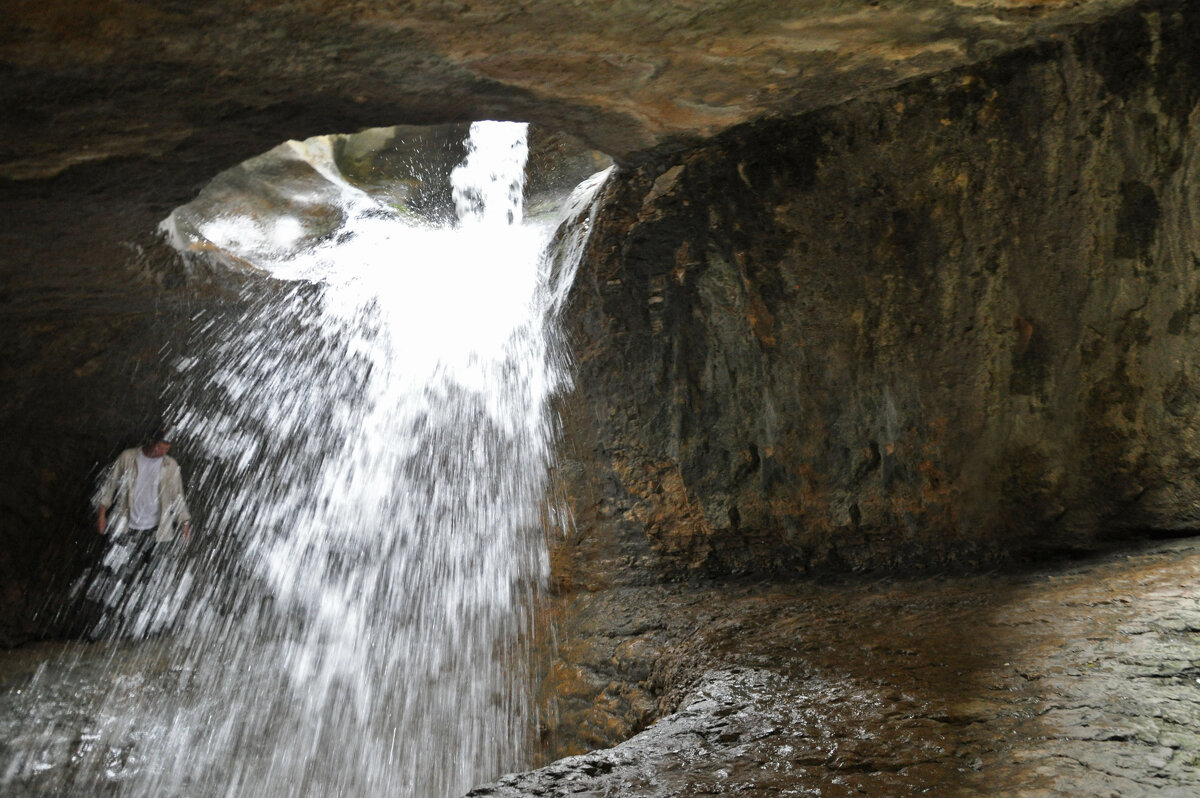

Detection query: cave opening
(0, 121), (613, 798)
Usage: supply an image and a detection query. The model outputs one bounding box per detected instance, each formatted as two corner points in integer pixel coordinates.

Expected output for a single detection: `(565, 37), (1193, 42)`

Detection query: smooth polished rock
(503, 536), (1200, 796)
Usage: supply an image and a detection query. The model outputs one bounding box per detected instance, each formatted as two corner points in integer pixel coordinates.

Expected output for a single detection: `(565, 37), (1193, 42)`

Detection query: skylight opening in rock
(161, 122), (611, 384)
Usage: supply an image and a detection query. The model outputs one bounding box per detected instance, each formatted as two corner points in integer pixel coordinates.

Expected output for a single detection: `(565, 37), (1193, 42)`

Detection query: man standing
(95, 425), (192, 543)
(85, 425), (193, 637)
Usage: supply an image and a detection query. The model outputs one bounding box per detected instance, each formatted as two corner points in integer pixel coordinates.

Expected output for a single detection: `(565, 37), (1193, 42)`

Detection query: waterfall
(0, 122), (611, 797)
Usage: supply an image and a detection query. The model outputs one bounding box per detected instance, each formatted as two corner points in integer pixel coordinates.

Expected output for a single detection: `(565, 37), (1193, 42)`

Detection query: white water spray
(0, 122), (611, 797)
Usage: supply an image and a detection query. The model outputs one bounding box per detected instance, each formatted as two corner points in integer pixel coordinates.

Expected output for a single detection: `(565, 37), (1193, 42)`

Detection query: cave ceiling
(2, 0), (1140, 185)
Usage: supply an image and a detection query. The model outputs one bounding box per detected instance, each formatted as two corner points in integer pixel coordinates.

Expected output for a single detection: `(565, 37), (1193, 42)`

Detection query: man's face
(147, 441), (172, 458)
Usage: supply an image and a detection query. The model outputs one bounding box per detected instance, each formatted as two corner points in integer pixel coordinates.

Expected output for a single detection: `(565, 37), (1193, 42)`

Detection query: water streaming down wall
(0, 122), (611, 797)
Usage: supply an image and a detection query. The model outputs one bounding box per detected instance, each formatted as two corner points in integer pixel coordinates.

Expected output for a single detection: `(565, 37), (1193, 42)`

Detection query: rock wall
(558, 4), (1200, 585)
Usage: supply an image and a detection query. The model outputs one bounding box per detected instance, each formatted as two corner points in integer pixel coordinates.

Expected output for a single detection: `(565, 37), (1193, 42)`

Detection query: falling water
(0, 122), (611, 796)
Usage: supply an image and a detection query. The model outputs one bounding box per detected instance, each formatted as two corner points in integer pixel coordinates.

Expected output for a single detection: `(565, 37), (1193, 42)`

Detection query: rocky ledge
(490, 535), (1200, 796)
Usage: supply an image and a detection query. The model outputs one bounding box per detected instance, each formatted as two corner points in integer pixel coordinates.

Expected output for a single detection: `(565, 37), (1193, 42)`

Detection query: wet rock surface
(497, 536), (1200, 796)
(561, 2), (1200, 577)
(4, 536), (1196, 796)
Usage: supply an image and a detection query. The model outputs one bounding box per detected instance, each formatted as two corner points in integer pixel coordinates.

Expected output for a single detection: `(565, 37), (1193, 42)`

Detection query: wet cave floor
(496, 536), (1200, 797)
(1, 537), (1198, 797)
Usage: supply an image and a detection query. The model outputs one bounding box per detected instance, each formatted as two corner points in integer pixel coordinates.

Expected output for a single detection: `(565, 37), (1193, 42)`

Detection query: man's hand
(96, 507), (107, 535)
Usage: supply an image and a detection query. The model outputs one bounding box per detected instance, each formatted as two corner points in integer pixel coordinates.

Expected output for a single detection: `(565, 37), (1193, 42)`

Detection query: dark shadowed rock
(557, 4), (1200, 583)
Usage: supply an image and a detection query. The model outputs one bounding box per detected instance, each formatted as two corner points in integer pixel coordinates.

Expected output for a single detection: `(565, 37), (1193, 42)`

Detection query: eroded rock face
(529, 4), (1200, 768)
(558, 4), (1200, 583)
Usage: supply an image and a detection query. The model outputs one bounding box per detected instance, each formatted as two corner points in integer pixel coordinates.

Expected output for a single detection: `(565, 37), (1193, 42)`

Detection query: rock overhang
(0, 0), (1150, 184)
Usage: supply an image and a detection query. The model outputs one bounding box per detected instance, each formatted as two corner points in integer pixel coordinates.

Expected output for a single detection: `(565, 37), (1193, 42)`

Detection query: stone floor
(480, 536), (1200, 797)
(2, 536), (1197, 796)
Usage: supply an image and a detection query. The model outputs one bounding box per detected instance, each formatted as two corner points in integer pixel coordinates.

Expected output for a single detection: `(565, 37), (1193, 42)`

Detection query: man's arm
(94, 454), (125, 535)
